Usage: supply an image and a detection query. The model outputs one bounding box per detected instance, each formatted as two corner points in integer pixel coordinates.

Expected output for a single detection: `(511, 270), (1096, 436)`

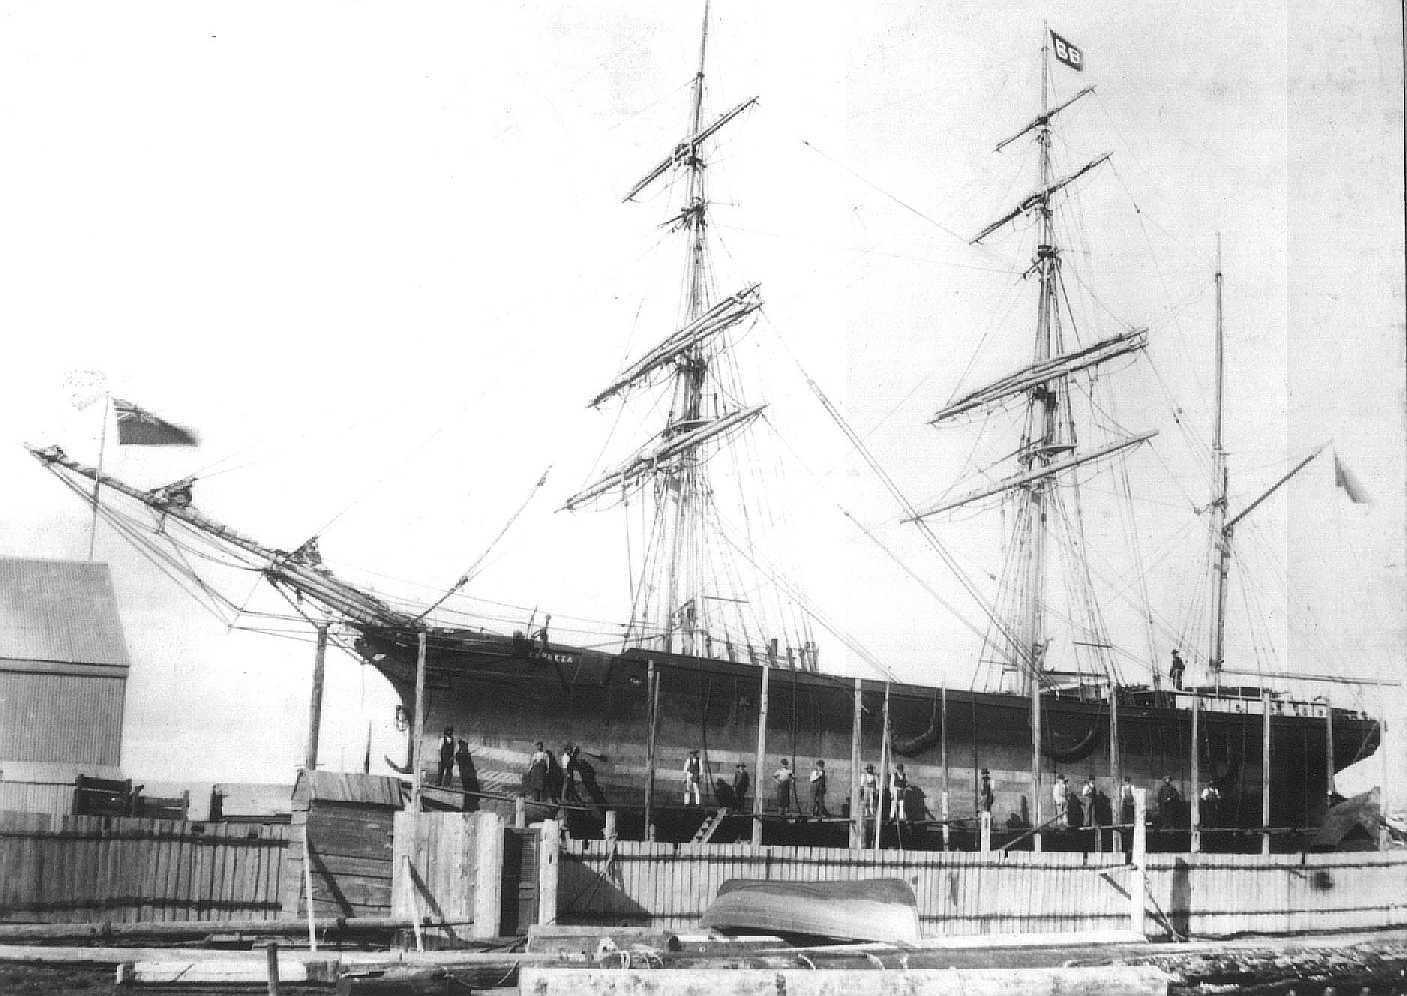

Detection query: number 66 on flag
(1050, 30), (1084, 72)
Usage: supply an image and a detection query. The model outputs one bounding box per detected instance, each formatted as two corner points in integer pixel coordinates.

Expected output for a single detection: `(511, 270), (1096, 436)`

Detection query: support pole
(1109, 685), (1121, 796)
(645, 661), (659, 841)
(849, 677), (863, 849)
(301, 826), (318, 952)
(411, 631), (428, 811)
(303, 624), (328, 772)
(1130, 787), (1147, 938)
(264, 942), (280, 996)
(979, 810), (991, 855)
(1032, 674), (1043, 853)
(538, 819), (560, 926)
(515, 796), (527, 829)
(472, 812), (504, 940)
(1190, 696), (1201, 853)
(1380, 718), (1389, 851)
(873, 684), (890, 856)
(1324, 704), (1335, 804)
(1261, 690), (1272, 856)
(605, 809), (618, 845)
(751, 661), (769, 847)
(940, 686), (950, 850)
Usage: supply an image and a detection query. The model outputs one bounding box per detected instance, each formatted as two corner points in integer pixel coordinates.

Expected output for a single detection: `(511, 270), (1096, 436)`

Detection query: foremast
(564, 2), (765, 658)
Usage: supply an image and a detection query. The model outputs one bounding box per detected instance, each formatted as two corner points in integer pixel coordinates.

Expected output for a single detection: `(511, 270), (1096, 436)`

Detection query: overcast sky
(0, 0), (1401, 791)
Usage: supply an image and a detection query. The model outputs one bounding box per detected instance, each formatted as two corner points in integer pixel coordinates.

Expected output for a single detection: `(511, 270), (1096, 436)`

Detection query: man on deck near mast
(774, 759), (795, 816)
(437, 727), (456, 786)
(1170, 650), (1186, 691)
(809, 759), (829, 817)
(683, 749), (702, 807)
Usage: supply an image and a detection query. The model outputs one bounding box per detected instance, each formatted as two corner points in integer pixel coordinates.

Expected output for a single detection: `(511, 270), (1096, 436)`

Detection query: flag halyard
(112, 398), (200, 446)
(1050, 30), (1084, 72)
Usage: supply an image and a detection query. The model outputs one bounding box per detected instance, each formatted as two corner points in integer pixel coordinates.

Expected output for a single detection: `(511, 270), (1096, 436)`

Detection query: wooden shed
(282, 770), (404, 919)
(0, 558), (130, 815)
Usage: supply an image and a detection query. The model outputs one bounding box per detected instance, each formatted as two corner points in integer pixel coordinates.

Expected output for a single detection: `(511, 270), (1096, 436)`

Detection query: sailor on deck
(809, 760), (829, 817)
(1081, 774), (1098, 827)
(1170, 649), (1186, 691)
(437, 727), (456, 786)
(773, 759), (795, 815)
(1052, 773), (1069, 828)
(861, 763), (879, 817)
(1120, 776), (1135, 827)
(683, 749), (702, 807)
(732, 762), (750, 812)
(525, 741), (549, 804)
(889, 763), (908, 822)
(979, 768), (995, 814)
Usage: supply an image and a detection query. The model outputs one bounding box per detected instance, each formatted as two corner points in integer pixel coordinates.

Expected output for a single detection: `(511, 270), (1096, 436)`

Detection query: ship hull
(356, 629), (1381, 848)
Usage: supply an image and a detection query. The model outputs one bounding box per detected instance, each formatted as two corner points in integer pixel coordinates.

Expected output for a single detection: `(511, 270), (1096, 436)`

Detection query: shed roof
(292, 770), (404, 808)
(0, 558), (130, 667)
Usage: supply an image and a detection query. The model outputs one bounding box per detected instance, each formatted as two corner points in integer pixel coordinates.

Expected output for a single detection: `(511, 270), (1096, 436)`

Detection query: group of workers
(679, 755), (920, 822)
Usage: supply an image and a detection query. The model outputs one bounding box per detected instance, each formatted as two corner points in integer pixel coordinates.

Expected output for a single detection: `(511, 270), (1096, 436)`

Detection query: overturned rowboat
(700, 878), (920, 944)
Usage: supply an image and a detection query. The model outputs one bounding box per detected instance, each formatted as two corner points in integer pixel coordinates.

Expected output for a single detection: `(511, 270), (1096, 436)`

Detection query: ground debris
(1143, 941), (1407, 994)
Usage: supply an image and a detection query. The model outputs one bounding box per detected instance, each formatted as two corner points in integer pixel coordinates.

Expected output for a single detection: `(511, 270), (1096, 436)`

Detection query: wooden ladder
(690, 809), (727, 845)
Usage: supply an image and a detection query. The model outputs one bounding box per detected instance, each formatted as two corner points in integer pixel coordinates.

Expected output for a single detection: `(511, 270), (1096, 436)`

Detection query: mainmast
(1207, 235), (1230, 687)
(1024, 30), (1059, 696)
(915, 27), (1154, 698)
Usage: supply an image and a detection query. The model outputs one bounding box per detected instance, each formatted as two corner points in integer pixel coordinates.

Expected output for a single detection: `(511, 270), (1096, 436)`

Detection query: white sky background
(0, 1), (1401, 791)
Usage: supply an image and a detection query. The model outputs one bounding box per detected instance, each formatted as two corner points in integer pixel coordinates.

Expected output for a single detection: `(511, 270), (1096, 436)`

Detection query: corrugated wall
(0, 670), (125, 765)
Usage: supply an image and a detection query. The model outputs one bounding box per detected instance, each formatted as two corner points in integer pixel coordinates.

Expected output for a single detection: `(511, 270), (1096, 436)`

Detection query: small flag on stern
(1050, 31), (1084, 72)
(1332, 450), (1370, 504)
(112, 398), (200, 446)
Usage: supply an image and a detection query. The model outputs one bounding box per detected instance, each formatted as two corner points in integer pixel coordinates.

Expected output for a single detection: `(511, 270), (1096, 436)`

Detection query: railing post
(941, 790), (951, 850)
(979, 810), (991, 855)
(605, 809), (617, 846)
(537, 818), (560, 926)
(473, 811), (504, 939)
(514, 796), (527, 829)
(1130, 787), (1147, 938)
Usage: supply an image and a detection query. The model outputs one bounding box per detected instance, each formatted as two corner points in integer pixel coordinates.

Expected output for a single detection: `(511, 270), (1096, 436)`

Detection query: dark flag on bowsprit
(112, 398), (200, 446)
(1050, 30), (1084, 72)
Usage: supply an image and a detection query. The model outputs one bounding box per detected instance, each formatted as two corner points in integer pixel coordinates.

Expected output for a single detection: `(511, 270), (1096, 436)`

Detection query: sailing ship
(26, 14), (1382, 849)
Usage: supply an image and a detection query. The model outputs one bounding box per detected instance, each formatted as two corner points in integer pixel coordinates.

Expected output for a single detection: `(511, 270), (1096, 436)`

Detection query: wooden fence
(0, 814), (288, 923)
(559, 840), (1407, 939)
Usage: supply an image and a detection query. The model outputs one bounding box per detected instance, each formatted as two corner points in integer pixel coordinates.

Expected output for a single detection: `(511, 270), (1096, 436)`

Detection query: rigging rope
(413, 465), (551, 623)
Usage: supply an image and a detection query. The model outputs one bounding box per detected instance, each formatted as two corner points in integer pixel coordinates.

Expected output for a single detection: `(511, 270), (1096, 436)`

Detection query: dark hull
(356, 628), (1381, 846)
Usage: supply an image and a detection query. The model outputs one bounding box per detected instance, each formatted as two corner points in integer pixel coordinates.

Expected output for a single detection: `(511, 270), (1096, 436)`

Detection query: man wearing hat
(731, 762), (751, 812)
(682, 749), (702, 807)
(773, 758), (795, 815)
(860, 763), (879, 817)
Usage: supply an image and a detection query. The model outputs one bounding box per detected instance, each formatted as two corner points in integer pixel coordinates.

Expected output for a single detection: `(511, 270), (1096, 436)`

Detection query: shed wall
(0, 668), (125, 765)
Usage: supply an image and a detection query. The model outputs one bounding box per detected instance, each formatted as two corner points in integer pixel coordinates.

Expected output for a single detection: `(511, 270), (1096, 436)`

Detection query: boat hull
(356, 629), (1381, 847)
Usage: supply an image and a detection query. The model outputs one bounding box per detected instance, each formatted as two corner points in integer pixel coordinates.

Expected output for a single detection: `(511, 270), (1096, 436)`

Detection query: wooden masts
(604, 1), (760, 657)
(1208, 235), (1231, 687)
(1026, 26), (1057, 848)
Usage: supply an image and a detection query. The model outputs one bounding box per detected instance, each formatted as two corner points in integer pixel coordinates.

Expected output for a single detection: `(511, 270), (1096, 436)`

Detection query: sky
(0, 1), (1401, 795)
